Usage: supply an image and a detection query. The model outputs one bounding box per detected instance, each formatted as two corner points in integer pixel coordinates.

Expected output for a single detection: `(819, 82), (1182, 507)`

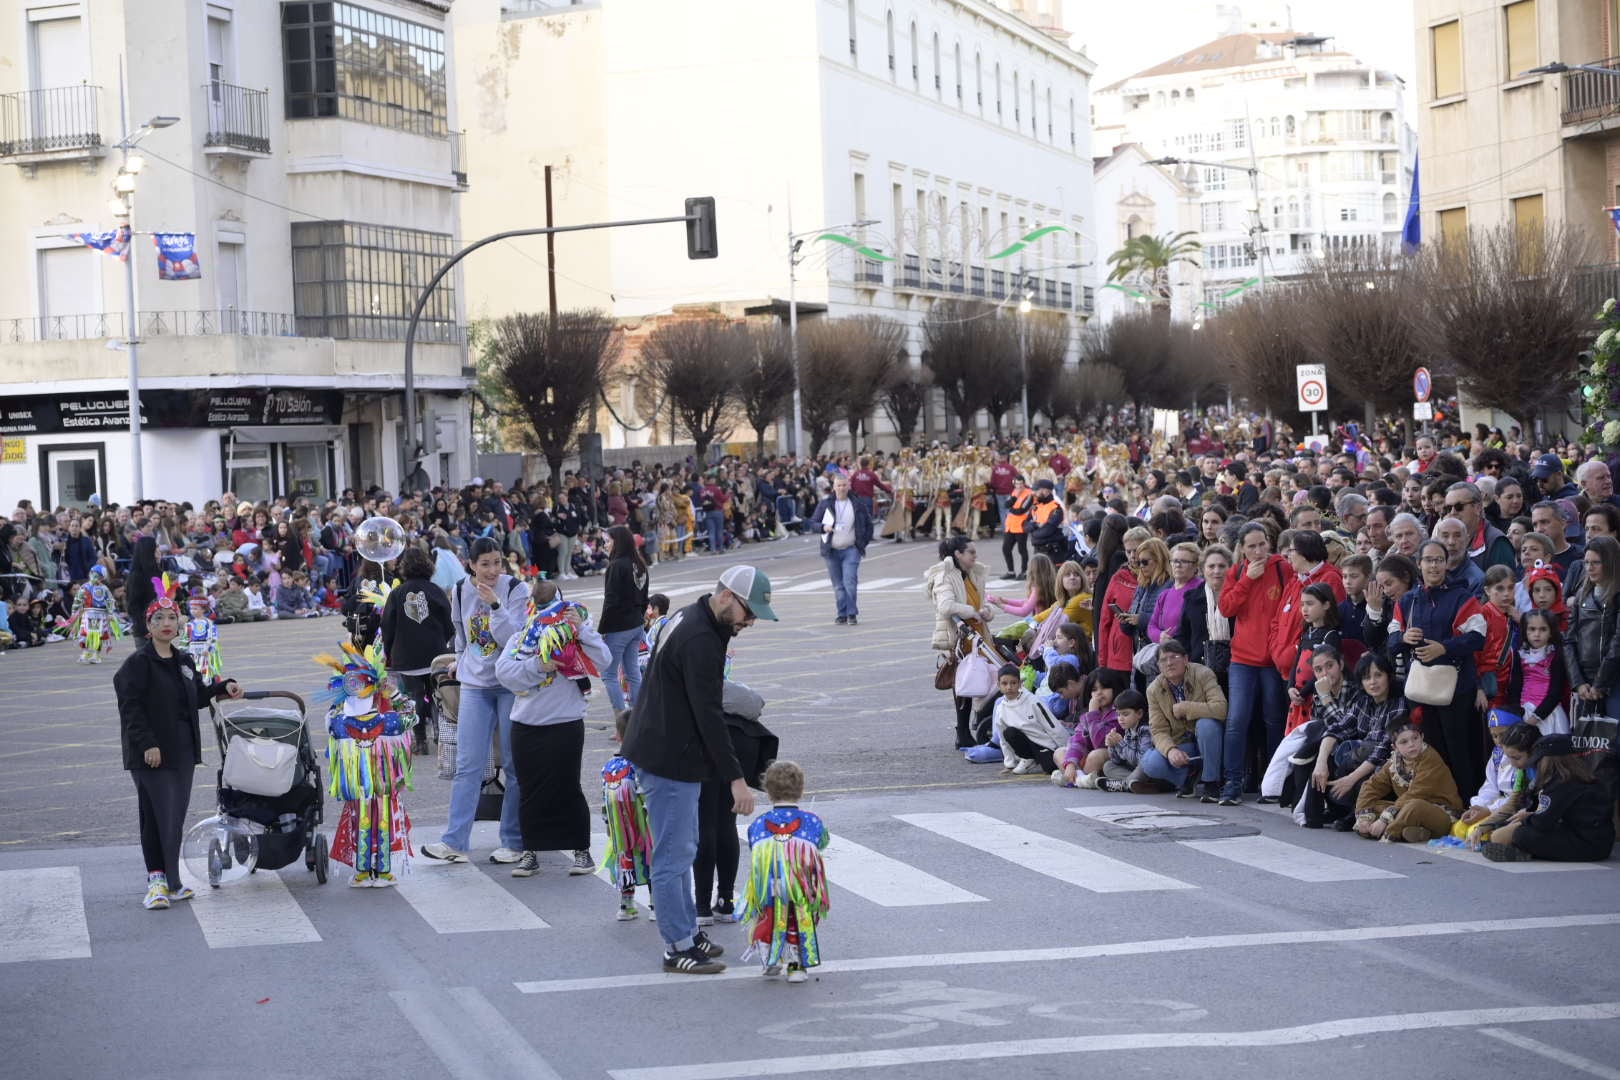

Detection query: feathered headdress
(145, 572), (183, 620)
(313, 639), (395, 712)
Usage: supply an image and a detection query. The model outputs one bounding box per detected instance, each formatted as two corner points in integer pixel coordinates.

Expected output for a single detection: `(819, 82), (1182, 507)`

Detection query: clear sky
(1066, 0), (1418, 101)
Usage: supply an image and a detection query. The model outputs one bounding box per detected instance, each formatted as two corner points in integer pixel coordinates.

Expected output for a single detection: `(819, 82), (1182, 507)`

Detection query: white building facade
(1091, 143), (1203, 324)
(452, 0), (1097, 450)
(1092, 27), (1415, 312)
(0, 0), (473, 511)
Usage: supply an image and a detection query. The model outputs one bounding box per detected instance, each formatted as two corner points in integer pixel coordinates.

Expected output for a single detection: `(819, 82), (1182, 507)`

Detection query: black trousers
(1001, 532), (1028, 575)
(132, 766), (194, 883)
(694, 779), (740, 908)
(397, 673), (435, 749)
(1000, 728), (1058, 773)
(1514, 823), (1615, 862)
(510, 719), (590, 853)
(954, 694), (976, 745)
(1422, 699), (1488, 801)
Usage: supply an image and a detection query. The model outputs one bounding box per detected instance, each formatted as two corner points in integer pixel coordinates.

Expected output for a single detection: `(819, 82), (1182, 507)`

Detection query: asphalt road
(4, 532), (1619, 1079)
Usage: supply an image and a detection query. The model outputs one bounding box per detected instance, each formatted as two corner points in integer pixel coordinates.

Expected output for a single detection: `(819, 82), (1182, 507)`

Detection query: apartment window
(1504, 0), (1537, 78)
(291, 220), (457, 341)
(1339, 206), (1358, 222)
(1437, 206), (1468, 247)
(216, 236), (245, 312)
(1229, 118), (1247, 149)
(848, 0), (858, 59)
(1512, 193), (1544, 236)
(1201, 202), (1225, 231)
(910, 21), (918, 87)
(1068, 96), (1076, 150)
(1014, 72), (1020, 125)
(1431, 19), (1463, 99)
(1202, 166), (1227, 192)
(975, 52), (983, 108)
(282, 2), (448, 135)
(1382, 192), (1399, 224)
(995, 62), (1002, 119)
(892, 182), (904, 250)
(932, 32), (941, 95)
(1186, 88), (1196, 104)
(886, 10), (895, 77)
(955, 43), (963, 106)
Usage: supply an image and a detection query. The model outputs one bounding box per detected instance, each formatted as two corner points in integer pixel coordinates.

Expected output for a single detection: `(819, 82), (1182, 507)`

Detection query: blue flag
(152, 232), (201, 280)
(1401, 159), (1421, 253)
(71, 226), (130, 262)
(1608, 208), (1620, 237)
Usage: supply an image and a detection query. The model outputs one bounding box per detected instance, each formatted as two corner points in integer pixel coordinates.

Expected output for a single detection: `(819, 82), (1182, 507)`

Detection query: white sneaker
(1050, 769), (1069, 787)
(488, 847), (522, 865)
(786, 964), (808, 984)
(421, 842), (467, 864)
(77, 655), (89, 665)
(90, 654), (102, 663)
(1012, 758), (1040, 774)
(1074, 773), (1100, 790)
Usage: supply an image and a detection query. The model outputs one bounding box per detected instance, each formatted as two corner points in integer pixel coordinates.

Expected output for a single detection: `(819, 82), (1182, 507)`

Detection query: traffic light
(685, 196), (718, 259)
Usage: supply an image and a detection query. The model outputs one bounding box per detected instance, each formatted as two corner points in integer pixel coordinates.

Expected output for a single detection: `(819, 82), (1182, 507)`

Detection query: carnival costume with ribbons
(740, 806), (831, 970)
(506, 596), (600, 687)
(183, 588), (222, 683)
(315, 640), (416, 883)
(65, 563), (122, 663)
(597, 755), (652, 893)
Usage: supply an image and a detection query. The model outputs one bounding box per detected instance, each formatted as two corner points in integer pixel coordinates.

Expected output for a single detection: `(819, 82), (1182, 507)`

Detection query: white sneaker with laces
(1011, 758), (1040, 774)
(421, 842), (468, 864)
(488, 847), (522, 865)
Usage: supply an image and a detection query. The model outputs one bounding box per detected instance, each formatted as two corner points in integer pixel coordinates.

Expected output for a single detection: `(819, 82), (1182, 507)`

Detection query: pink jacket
(1063, 707), (1122, 767)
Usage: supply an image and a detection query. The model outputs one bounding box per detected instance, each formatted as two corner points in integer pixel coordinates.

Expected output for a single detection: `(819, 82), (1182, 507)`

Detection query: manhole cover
(1068, 804), (1260, 842)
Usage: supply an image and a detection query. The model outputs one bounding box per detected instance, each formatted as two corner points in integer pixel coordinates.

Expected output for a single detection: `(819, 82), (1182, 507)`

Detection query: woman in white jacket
(925, 536), (996, 749)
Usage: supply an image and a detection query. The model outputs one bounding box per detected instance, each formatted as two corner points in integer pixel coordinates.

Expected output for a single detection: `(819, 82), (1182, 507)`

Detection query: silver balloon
(355, 515), (406, 564)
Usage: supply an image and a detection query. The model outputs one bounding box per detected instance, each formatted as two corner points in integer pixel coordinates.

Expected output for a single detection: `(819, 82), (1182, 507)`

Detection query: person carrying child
(1480, 733), (1617, 863)
(600, 710), (653, 921)
(741, 761), (830, 984)
(1353, 723), (1465, 843)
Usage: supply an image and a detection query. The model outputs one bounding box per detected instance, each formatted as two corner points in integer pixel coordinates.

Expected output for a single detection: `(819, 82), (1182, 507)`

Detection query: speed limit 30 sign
(1296, 364), (1328, 412)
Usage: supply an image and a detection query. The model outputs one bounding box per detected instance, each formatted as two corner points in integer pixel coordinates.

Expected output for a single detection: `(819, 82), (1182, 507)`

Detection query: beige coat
(925, 555), (988, 652)
(1146, 662), (1229, 756)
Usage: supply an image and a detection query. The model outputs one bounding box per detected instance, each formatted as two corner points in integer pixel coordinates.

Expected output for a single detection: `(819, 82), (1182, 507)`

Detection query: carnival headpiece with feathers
(145, 572), (183, 620)
(313, 639), (396, 712)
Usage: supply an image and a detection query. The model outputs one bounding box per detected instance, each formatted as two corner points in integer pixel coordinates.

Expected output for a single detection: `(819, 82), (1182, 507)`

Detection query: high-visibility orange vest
(1004, 489), (1034, 533)
(1029, 499), (1061, 531)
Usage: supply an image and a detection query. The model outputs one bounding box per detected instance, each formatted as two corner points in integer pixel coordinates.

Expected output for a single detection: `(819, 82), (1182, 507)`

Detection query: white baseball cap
(717, 564), (778, 621)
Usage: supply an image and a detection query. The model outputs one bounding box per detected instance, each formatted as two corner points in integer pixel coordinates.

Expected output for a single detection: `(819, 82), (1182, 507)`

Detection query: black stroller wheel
(314, 833), (329, 885)
(305, 841), (316, 872)
(207, 839), (223, 889)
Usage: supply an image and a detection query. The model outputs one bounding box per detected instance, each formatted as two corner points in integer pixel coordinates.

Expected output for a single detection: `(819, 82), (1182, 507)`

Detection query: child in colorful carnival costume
(66, 563), (121, 664)
(1453, 715), (1538, 847)
(741, 761), (830, 984)
(183, 587), (222, 684)
(512, 588), (602, 690)
(599, 709), (652, 921)
(316, 640), (417, 887)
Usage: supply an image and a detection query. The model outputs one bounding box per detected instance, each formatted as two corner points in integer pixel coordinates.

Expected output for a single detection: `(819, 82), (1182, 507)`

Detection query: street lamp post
(785, 217), (878, 458)
(107, 65), (178, 503)
(1144, 156), (1267, 296)
(1018, 283), (1034, 439)
(1520, 61), (1620, 77)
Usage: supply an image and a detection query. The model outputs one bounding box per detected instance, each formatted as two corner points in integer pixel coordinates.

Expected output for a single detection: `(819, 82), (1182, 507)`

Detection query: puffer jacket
(925, 556), (988, 652)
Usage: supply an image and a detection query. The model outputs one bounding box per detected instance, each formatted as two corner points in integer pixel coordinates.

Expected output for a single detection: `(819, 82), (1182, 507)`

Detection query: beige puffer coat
(925, 555), (989, 652)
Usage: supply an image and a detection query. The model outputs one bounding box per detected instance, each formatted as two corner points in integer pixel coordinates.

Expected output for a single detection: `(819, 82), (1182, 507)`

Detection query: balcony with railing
(901, 254), (922, 288)
(1, 310), (301, 344)
(1563, 58), (1620, 126)
(854, 256), (884, 285)
(0, 85), (104, 163)
(203, 82), (270, 156)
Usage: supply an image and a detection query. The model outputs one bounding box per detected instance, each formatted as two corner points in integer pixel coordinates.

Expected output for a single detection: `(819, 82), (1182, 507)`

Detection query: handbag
(1132, 641), (1160, 677)
(1404, 660), (1459, 706)
(954, 652), (998, 698)
(221, 736), (299, 797)
(1572, 701), (1620, 799)
(547, 534), (562, 549)
(475, 773), (506, 821)
(935, 626), (970, 691)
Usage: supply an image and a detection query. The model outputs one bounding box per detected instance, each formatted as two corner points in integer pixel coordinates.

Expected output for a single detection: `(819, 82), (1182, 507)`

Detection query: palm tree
(1105, 231), (1202, 307)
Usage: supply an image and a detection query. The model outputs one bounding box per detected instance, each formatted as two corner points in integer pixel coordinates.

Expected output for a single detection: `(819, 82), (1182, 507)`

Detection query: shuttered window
(1505, 1), (1538, 79)
(1432, 20), (1463, 98)
(1438, 206), (1469, 247)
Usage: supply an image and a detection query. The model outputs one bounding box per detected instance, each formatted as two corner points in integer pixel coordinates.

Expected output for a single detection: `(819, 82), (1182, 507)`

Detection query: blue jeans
(775, 494), (799, 530)
(1224, 661), (1286, 791)
(442, 684), (522, 852)
(600, 627), (644, 712)
(824, 545), (862, 619)
(704, 510), (726, 553)
(995, 494), (1011, 528)
(641, 771), (702, 952)
(1139, 718), (1224, 786)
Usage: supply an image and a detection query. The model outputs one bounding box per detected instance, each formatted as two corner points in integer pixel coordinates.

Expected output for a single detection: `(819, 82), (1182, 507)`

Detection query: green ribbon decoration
(814, 233), (895, 261)
(988, 224), (1073, 260)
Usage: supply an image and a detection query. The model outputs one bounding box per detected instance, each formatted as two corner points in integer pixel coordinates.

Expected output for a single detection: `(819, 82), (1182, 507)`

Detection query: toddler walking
(741, 761), (830, 984)
(600, 710), (653, 921)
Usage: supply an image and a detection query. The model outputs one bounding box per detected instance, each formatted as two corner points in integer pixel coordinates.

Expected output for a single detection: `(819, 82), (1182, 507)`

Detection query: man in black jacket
(622, 564), (777, 974)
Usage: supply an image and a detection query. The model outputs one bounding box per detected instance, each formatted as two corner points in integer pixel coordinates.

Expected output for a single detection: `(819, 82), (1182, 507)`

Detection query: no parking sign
(1296, 364), (1328, 412)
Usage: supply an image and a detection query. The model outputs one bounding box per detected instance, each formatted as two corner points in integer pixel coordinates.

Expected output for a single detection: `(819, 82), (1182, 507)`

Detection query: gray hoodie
(450, 574), (530, 688)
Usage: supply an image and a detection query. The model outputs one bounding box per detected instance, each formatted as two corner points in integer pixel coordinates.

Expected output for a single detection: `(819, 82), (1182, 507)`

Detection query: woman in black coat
(125, 536), (160, 638)
(114, 590), (243, 909)
(381, 546), (455, 754)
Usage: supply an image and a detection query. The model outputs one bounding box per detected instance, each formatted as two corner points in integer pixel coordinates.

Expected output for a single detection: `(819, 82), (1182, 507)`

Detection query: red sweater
(1097, 568), (1138, 672)
(1269, 561), (1347, 677)
(1217, 554), (1290, 668)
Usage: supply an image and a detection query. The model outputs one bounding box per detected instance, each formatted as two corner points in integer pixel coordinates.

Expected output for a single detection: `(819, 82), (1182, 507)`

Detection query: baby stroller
(430, 652), (508, 819)
(203, 691), (328, 886)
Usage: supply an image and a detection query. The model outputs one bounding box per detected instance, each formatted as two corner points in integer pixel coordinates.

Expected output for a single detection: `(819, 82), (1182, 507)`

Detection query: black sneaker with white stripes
(663, 947), (726, 975)
(692, 931), (724, 959)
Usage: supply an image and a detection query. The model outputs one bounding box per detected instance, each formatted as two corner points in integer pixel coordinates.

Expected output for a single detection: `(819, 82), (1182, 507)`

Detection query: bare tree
(840, 315), (909, 452)
(736, 322), (796, 459)
(923, 299), (997, 436)
(980, 318), (1026, 436)
(881, 364), (932, 446)
(1082, 310), (1182, 417)
(1416, 222), (1595, 434)
(639, 316), (748, 463)
(1049, 362), (1127, 426)
(1300, 245), (1437, 427)
(1022, 314), (1070, 429)
(491, 311), (620, 493)
(1211, 290), (1321, 425)
(797, 318), (853, 458)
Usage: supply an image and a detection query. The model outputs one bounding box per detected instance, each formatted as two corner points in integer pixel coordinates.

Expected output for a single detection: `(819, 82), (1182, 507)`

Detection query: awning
(227, 424), (346, 445)
(742, 298), (829, 320)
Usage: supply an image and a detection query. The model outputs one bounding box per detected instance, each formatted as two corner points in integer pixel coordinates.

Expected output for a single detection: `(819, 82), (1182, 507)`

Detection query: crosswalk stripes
(777, 575), (914, 595)
(176, 862), (323, 949)
(1065, 806), (1403, 883)
(899, 810), (1195, 893)
(396, 861), (550, 933)
(2, 867), (91, 963)
(733, 820), (988, 907)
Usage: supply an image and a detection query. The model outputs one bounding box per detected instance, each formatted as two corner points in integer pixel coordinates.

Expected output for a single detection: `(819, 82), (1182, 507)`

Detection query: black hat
(1035, 479), (1056, 490)
(1529, 734), (1575, 765)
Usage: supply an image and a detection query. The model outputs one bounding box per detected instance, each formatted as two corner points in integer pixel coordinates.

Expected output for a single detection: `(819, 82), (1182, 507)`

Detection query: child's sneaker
(168, 885), (195, 902)
(372, 872), (397, 888)
(142, 878), (170, 910)
(712, 898), (738, 922)
(1049, 769), (1069, 787)
(786, 963), (808, 984)
(350, 872), (373, 888)
(1073, 773), (1100, 789)
(1011, 757), (1040, 774)
(762, 960), (784, 978)
(616, 897), (639, 921)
